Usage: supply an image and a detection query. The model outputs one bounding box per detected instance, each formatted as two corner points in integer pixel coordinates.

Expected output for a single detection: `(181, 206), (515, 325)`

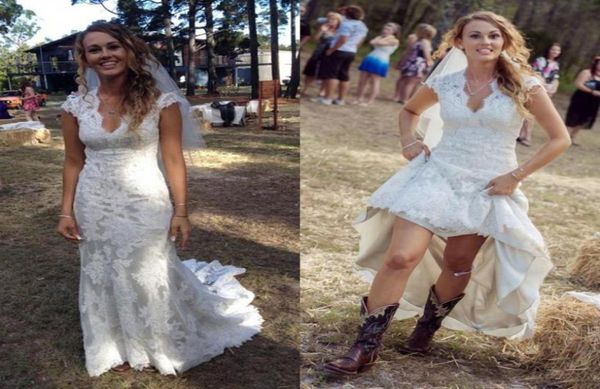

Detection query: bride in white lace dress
(324, 11), (571, 376)
(56, 23), (262, 377)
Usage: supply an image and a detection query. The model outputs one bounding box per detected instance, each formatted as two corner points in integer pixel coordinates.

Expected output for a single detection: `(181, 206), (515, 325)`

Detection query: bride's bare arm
(159, 103), (190, 249)
(514, 86), (571, 178)
(400, 85), (438, 160)
(486, 86), (571, 195)
(57, 112), (84, 240)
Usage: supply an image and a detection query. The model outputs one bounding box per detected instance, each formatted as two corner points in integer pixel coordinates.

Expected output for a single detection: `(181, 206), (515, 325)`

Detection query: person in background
(300, 3), (312, 48)
(315, 5), (368, 105)
(352, 23), (400, 106)
(565, 56), (600, 145)
(394, 24), (437, 103)
(518, 43), (562, 146)
(393, 33), (418, 102)
(301, 12), (343, 97)
(0, 101), (13, 119)
(20, 80), (40, 121)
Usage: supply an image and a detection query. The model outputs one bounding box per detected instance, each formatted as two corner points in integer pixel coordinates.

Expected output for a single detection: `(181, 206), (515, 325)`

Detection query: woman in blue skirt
(352, 23), (400, 106)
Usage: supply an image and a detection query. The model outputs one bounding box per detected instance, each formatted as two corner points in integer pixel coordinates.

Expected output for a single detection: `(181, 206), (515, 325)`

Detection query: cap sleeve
(424, 74), (440, 95)
(524, 75), (543, 90)
(157, 91), (181, 110)
(61, 96), (81, 117)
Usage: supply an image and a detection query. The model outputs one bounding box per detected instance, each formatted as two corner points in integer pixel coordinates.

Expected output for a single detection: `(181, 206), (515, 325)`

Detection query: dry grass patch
(570, 236), (600, 288)
(510, 295), (600, 388)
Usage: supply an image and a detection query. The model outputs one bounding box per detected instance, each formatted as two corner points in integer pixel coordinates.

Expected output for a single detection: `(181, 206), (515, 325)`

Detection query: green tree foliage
(0, 9), (40, 89)
(0, 0), (23, 34)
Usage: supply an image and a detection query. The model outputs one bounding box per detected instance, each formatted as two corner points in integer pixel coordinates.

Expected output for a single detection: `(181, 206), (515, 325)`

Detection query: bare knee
(384, 250), (421, 271)
(444, 255), (474, 274)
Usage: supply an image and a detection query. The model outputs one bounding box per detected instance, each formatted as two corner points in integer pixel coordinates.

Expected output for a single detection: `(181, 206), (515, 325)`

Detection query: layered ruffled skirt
(354, 147), (552, 339)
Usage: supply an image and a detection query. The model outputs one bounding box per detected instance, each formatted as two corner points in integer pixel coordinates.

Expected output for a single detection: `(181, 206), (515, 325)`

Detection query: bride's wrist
(401, 139), (421, 150)
(509, 167), (527, 181)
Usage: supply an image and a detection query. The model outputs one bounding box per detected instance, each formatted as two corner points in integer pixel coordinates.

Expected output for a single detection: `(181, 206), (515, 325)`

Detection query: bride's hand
(402, 140), (431, 161)
(56, 216), (82, 242)
(170, 216), (191, 250)
(485, 173), (519, 196)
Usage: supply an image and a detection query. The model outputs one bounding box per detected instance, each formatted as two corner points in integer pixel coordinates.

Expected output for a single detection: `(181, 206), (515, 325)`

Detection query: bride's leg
(367, 217), (433, 312)
(434, 234), (486, 302)
(400, 234), (486, 354)
(323, 217), (432, 376)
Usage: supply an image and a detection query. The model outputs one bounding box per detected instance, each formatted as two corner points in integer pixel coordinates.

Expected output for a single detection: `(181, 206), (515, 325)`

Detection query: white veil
(85, 59), (204, 149)
(416, 48), (467, 148)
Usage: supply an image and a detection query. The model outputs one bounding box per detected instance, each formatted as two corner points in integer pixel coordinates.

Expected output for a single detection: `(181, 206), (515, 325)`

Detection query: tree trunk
(162, 0), (177, 79)
(247, 0), (259, 99)
(388, 0), (405, 24)
(204, 0), (218, 95)
(512, 0), (531, 28)
(269, 0), (280, 83)
(524, 0), (539, 28)
(286, 0), (299, 98)
(186, 0), (198, 96)
(304, 0), (321, 22)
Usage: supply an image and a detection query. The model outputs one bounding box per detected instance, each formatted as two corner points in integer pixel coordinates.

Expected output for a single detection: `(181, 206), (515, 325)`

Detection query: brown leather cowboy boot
(398, 286), (464, 354)
(323, 297), (399, 376)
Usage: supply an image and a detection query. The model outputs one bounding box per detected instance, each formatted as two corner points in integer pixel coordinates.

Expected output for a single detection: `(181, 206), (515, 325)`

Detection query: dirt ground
(300, 62), (600, 388)
(0, 97), (299, 388)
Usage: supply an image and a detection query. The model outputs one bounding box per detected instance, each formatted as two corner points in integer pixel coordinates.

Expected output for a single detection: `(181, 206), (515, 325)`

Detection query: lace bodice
(61, 89), (179, 153)
(425, 70), (542, 174)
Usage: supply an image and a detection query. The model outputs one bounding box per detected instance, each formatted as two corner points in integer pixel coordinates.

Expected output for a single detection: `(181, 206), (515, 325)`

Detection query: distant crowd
(300, 3), (599, 145)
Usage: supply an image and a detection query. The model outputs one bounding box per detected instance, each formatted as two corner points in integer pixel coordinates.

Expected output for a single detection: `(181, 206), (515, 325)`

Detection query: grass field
(0, 96), (300, 388)
(300, 60), (600, 388)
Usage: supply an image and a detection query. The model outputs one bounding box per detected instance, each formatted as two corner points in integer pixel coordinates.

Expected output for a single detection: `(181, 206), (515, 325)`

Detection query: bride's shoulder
(424, 70), (463, 94)
(156, 91), (182, 110)
(61, 89), (96, 117)
(520, 73), (544, 90)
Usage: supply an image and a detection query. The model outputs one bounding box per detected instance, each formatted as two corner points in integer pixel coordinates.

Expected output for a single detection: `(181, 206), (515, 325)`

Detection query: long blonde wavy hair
(434, 11), (540, 118)
(75, 23), (160, 131)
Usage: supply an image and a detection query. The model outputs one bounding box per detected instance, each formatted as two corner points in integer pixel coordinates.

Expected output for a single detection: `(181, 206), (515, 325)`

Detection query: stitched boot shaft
(400, 286), (464, 354)
(323, 297), (399, 376)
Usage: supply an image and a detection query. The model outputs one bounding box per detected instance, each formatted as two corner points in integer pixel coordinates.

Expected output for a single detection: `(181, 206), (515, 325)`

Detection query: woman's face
(457, 20), (504, 63)
(382, 25), (394, 36)
(82, 31), (128, 78)
(326, 14), (338, 28)
(548, 45), (561, 60)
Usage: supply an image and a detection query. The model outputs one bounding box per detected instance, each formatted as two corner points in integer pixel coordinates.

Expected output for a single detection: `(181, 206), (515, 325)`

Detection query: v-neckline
(461, 70), (498, 114)
(93, 88), (124, 134)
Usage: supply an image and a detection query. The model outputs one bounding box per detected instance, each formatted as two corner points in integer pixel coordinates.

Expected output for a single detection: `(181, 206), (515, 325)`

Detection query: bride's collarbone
(463, 85), (494, 113)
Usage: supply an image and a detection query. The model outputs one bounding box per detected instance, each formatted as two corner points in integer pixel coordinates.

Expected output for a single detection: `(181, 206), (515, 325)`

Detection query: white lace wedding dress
(61, 90), (263, 376)
(355, 70), (551, 339)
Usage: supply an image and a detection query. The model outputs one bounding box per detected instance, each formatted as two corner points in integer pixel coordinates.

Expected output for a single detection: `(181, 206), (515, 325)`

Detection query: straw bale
(522, 296), (600, 387)
(570, 236), (600, 288)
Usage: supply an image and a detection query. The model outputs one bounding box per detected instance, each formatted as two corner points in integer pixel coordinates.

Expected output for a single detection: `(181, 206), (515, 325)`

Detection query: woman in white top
(352, 23), (400, 106)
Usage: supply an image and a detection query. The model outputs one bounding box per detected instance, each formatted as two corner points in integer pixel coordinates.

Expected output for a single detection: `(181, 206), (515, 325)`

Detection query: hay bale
(521, 296), (600, 387)
(570, 236), (600, 288)
(0, 128), (51, 146)
(0, 121), (51, 146)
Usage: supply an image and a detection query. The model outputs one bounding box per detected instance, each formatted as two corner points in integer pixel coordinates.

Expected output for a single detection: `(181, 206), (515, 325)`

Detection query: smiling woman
(57, 23), (263, 376)
(323, 10), (572, 377)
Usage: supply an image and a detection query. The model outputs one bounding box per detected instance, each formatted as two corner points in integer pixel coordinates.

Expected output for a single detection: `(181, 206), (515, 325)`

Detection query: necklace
(98, 94), (123, 116)
(465, 73), (496, 96)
